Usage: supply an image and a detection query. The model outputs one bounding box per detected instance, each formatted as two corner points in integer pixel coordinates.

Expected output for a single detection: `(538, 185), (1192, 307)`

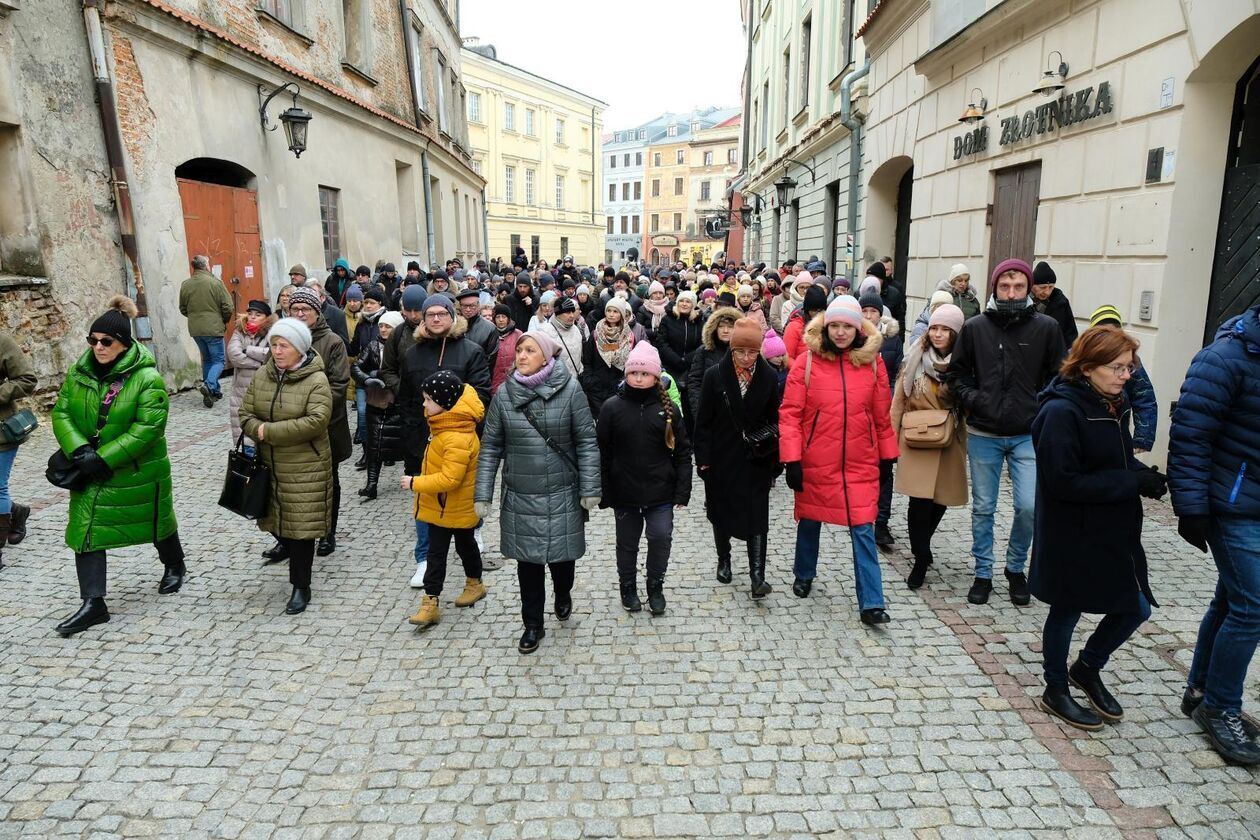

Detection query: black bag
(723, 391), (779, 459)
(46, 448), (89, 491)
(217, 432), (271, 520)
(0, 409), (38, 446)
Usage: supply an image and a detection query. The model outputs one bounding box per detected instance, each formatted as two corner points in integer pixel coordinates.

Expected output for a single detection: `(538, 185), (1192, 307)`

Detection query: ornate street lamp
(258, 82), (313, 158)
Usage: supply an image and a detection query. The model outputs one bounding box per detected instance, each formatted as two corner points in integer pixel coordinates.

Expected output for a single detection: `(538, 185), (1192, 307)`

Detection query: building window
(581, 126), (589, 150)
(608, 183), (616, 202)
(728, 147), (738, 164)
(700, 181), (711, 201)
(318, 185), (340, 269)
(407, 18), (427, 119)
(799, 15), (812, 110)
(674, 177), (683, 195)
(472, 159), (482, 176)
(761, 81), (770, 148)
(342, 0), (368, 68)
(633, 181), (641, 200)
(781, 47), (791, 127)
(555, 174), (564, 208)
(632, 215), (640, 234)
(609, 154), (616, 169)
(607, 216), (614, 234)
(525, 168), (535, 205)
(653, 152), (661, 166)
(560, 237), (569, 257)
(673, 212), (682, 231)
(555, 118), (565, 145)
(667, 124), (678, 137)
(259, 0), (305, 29)
(530, 235), (540, 264)
(510, 233), (521, 253)
(435, 53), (448, 133)
(650, 213), (659, 231)
(504, 165), (515, 203)
(703, 150), (713, 166)
(621, 183), (630, 201)
(676, 149), (685, 165)
(651, 179), (660, 197)
(636, 151), (642, 165)
(623, 153), (630, 167)
(504, 102), (515, 131)
(468, 91), (481, 122)
(638, 129), (647, 140)
(620, 215), (628, 234)
(525, 108), (535, 136)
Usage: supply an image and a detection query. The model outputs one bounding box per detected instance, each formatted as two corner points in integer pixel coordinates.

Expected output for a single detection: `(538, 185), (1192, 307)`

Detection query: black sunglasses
(86, 335), (116, 348)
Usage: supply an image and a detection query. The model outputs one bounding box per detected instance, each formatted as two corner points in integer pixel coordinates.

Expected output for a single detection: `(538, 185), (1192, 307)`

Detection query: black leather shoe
(359, 483), (377, 501)
(967, 577), (992, 605)
(316, 535), (335, 556)
(261, 541), (289, 564)
(518, 625), (545, 654)
(620, 585), (642, 613)
(716, 557), (732, 584)
(1039, 686), (1104, 731)
(1005, 570), (1031, 606)
(875, 523), (895, 548)
(355, 454), (368, 471)
(1193, 704), (1260, 765)
(906, 556), (930, 590)
(8, 503), (30, 545)
(1069, 660), (1123, 722)
(284, 587), (311, 615)
(55, 598), (110, 636)
(158, 561), (185, 595)
(554, 594), (572, 621)
(1181, 686), (1204, 717)
(646, 578), (666, 616)
(792, 577), (812, 598)
(860, 608), (891, 626)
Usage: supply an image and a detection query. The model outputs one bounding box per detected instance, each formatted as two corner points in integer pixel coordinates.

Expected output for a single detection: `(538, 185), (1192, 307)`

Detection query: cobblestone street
(1, 393), (1257, 838)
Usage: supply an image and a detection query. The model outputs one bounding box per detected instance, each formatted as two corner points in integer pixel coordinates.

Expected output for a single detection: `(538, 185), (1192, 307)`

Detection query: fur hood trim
(803, 312), (882, 366)
(701, 306), (742, 350)
(234, 312), (277, 336)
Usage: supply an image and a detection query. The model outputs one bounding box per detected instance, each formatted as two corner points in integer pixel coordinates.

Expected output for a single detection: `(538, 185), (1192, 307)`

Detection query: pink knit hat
(762, 329), (788, 359)
(824, 295), (864, 328)
(928, 303), (966, 335)
(624, 341), (662, 378)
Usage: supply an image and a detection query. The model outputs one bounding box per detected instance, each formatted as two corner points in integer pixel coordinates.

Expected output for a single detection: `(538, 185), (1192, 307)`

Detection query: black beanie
(493, 303), (513, 323)
(866, 262), (887, 280)
(859, 291), (884, 312)
(802, 284), (829, 315)
(356, 264), (372, 277)
(422, 370), (464, 412)
(407, 260), (422, 273)
(90, 295), (137, 347)
(363, 286), (386, 304)
(1033, 261), (1057, 285)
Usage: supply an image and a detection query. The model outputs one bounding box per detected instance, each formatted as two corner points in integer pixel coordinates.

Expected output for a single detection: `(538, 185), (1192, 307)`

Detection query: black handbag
(217, 432), (271, 520)
(46, 376), (128, 491)
(722, 391), (779, 459)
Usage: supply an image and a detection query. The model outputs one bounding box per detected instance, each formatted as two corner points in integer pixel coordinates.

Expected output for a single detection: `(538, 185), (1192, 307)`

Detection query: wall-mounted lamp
(958, 88), (988, 124)
(773, 158), (817, 206)
(258, 82), (313, 158)
(1033, 51), (1069, 96)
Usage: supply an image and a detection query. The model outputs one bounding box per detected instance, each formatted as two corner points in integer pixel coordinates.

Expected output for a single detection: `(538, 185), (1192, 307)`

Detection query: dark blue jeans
(1042, 595), (1150, 690)
(792, 518), (886, 610)
(1188, 517), (1260, 712)
(192, 335), (225, 396)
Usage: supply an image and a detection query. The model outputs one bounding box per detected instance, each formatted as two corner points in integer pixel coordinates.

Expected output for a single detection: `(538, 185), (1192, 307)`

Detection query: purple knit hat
(990, 258), (1033, 286)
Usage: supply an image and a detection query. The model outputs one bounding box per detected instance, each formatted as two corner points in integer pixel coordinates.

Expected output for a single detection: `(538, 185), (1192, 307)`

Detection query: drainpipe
(83, 0), (152, 341)
(839, 57), (871, 289)
(480, 185), (489, 261)
(420, 144), (437, 267)
(589, 105), (597, 246)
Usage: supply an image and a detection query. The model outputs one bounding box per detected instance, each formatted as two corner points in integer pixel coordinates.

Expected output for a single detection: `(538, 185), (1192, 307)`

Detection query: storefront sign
(952, 125), (989, 160)
(652, 234), (679, 247)
(999, 82), (1113, 146)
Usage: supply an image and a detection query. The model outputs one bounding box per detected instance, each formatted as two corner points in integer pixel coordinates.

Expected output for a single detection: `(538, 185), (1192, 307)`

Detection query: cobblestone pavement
(1, 393), (1258, 839)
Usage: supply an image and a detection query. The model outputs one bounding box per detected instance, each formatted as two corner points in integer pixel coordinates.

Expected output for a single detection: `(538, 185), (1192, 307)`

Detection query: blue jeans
(0, 446), (17, 515)
(193, 335), (225, 396)
(354, 389), (367, 439)
(1187, 517), (1260, 712)
(414, 519), (430, 566)
(792, 518), (886, 610)
(1042, 595), (1151, 690)
(967, 432), (1035, 579)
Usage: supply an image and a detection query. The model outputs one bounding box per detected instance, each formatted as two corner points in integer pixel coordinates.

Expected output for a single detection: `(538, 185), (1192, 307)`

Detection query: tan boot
(408, 595), (441, 626)
(454, 577), (486, 607)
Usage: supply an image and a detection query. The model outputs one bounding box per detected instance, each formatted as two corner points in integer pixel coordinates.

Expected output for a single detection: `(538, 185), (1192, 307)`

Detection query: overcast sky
(459, 0), (745, 131)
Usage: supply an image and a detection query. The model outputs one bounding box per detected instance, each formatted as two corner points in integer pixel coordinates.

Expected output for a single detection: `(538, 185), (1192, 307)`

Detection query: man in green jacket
(178, 255), (234, 408)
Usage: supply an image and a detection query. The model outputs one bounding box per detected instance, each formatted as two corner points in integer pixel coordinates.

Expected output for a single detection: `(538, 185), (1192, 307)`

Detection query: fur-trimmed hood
(803, 312), (883, 366)
(412, 312), (470, 343)
(234, 312), (277, 336)
(701, 306), (742, 350)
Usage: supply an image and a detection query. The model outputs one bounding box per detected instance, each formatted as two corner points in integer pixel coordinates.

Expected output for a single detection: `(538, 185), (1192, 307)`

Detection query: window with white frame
(408, 18), (427, 119)
(609, 154), (616, 169)
(504, 165), (515, 202)
(700, 181), (711, 201)
(608, 183), (616, 202)
(635, 151), (642, 165)
(621, 182), (629, 201)
(472, 159), (482, 176)
(728, 147), (737, 164)
(555, 174), (564, 208)
(703, 150), (713, 166)
(653, 152), (661, 166)
(676, 149), (684, 164)
(633, 181), (641, 200)
(259, 0), (305, 29)
(504, 102), (515, 131)
(799, 15), (812, 110)
(525, 109), (535, 136)
(555, 118), (565, 145)
(632, 215), (640, 234)
(468, 90), (481, 122)
(525, 168), (535, 205)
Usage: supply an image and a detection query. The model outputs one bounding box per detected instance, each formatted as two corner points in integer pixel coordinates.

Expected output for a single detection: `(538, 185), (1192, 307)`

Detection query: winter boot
(284, 587), (311, 615)
(454, 577), (486, 607)
(1038, 686), (1103, 731)
(1005, 570), (1031, 606)
(360, 461), (380, 500)
(748, 534), (772, 600)
(7, 504), (29, 545)
(408, 595), (441, 626)
(316, 534), (336, 556)
(620, 582), (642, 613)
(55, 598), (110, 636)
(261, 540), (289, 564)
(518, 625), (545, 654)
(646, 577), (666, 616)
(906, 554), (931, 590)
(1069, 659), (1123, 722)
(158, 559), (186, 594)
(966, 577), (992, 605)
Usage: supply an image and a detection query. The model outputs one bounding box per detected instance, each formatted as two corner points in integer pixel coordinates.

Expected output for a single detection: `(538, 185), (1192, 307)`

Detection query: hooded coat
(1030, 376), (1156, 613)
(686, 307), (739, 419)
(597, 381), (692, 509)
(54, 342), (178, 553)
(397, 315), (492, 460)
(475, 360), (600, 564)
(1035, 286), (1079, 348)
(779, 316), (899, 526)
(226, 313), (276, 444)
(946, 279), (982, 320)
(239, 352), (333, 540)
(653, 304), (706, 382)
(326, 258), (354, 305)
(309, 314), (353, 464)
(351, 320), (404, 462)
(408, 384), (485, 529)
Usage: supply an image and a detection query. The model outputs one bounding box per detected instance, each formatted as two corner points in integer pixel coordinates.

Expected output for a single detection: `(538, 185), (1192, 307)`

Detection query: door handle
(231, 276), (241, 285)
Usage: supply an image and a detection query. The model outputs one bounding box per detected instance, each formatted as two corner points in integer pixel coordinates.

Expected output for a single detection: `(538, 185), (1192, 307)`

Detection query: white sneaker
(410, 562), (427, 588)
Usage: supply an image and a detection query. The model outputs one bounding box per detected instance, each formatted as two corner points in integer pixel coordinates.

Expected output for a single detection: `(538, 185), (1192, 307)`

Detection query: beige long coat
(891, 370), (969, 506)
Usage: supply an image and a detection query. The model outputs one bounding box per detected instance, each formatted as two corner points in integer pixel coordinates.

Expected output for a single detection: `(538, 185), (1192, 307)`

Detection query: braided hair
(656, 381), (676, 450)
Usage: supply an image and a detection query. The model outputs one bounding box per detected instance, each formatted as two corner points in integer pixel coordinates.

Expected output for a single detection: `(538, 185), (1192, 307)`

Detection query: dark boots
(716, 555), (732, 584)
(158, 559), (186, 594)
(359, 461), (380, 501)
(1069, 659), (1124, 722)
(646, 577), (666, 616)
(748, 533), (771, 599)
(620, 583), (642, 612)
(0, 512), (8, 570)
(285, 587), (311, 615)
(55, 598), (110, 636)
(316, 535), (336, 556)
(1039, 685), (1103, 731)
(518, 625), (545, 654)
(906, 554), (931, 589)
(8, 503), (28, 544)
(261, 540), (289, 565)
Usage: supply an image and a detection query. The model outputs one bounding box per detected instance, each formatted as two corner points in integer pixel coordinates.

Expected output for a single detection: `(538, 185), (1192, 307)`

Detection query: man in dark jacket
(504, 272), (537, 331)
(1169, 304), (1260, 766)
(456, 287), (499, 376)
(1031, 261), (1078, 348)
(178, 255), (234, 407)
(947, 258), (1065, 607)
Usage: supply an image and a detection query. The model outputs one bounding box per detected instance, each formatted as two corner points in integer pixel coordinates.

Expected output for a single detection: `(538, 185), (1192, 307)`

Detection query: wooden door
(987, 162), (1042, 297)
(177, 178), (265, 350)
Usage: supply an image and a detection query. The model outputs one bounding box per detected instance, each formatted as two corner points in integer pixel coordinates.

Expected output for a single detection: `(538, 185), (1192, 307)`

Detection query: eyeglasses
(425, 311), (451, 320)
(288, 305), (314, 315)
(1103, 363), (1137, 376)
(86, 335), (116, 348)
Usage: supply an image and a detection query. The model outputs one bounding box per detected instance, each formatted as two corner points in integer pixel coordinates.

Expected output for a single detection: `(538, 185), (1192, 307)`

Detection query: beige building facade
(683, 116), (742, 266)
(859, 0), (1260, 462)
(462, 44), (605, 266)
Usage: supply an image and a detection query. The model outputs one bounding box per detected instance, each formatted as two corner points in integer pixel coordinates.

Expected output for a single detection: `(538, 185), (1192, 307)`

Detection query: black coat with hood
(350, 320), (404, 462)
(1030, 376), (1157, 614)
(396, 315), (492, 458)
(653, 304), (707, 382)
(596, 381), (692, 508)
(686, 307), (740, 419)
(1035, 287), (1079, 348)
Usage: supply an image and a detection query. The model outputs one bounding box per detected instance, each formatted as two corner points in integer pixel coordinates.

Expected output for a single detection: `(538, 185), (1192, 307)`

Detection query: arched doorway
(866, 156), (913, 287)
(649, 247), (659, 264)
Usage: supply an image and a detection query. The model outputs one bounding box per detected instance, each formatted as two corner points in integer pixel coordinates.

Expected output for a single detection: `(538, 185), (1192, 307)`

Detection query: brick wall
(109, 36), (156, 171)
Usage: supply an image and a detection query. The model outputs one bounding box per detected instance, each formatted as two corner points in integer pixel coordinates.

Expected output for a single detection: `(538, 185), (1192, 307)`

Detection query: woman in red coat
(780, 295), (899, 625)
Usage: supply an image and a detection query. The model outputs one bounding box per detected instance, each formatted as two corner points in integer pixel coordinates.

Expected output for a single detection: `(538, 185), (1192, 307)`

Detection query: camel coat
(890, 370), (968, 506)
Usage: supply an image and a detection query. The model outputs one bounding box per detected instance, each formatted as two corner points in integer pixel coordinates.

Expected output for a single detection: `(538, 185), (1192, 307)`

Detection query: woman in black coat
(693, 317), (781, 599)
(686, 307), (739, 419)
(1030, 327), (1166, 732)
(654, 292), (706, 426)
(351, 311), (406, 500)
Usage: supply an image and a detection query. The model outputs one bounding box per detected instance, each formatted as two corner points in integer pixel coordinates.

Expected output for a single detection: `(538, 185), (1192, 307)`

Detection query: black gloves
(784, 462), (804, 493)
(1135, 467), (1167, 500)
(73, 448), (112, 482)
(1178, 515), (1210, 553)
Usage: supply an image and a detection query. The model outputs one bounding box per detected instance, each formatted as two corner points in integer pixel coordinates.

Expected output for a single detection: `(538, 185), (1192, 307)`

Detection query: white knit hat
(269, 317), (312, 355)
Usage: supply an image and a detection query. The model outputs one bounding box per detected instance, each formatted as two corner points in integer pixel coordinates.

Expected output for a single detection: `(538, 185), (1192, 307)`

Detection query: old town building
(683, 114), (742, 267)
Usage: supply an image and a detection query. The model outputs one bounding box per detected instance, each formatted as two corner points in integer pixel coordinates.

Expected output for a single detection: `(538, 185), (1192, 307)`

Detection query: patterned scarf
(901, 340), (952, 399)
(734, 359), (755, 395)
(595, 318), (634, 370)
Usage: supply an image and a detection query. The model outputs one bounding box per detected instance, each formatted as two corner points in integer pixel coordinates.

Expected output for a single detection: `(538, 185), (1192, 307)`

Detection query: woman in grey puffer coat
(226, 301), (275, 450)
(475, 329), (600, 655)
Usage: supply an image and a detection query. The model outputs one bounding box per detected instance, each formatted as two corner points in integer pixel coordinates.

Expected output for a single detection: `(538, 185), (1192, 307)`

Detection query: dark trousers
(328, 472), (341, 537)
(877, 460), (895, 528)
(284, 538), (316, 587)
(1042, 595), (1151, 690)
(906, 497), (947, 562)
(517, 560), (575, 628)
(74, 532), (184, 599)
(424, 525), (483, 596)
(615, 504), (674, 586)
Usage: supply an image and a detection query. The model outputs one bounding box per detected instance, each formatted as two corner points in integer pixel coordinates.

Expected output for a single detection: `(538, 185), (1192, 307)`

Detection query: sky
(459, 0), (745, 131)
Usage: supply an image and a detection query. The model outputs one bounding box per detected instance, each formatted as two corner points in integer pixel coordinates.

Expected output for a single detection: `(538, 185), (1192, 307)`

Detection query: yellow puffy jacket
(408, 384), (485, 529)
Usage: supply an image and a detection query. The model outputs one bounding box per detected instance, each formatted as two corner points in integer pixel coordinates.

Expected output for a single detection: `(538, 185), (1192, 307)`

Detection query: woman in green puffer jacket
(51, 296), (183, 637)
(239, 318), (333, 616)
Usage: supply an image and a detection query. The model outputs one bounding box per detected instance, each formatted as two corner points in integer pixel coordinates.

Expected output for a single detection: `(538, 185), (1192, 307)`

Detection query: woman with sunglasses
(50, 296), (184, 636)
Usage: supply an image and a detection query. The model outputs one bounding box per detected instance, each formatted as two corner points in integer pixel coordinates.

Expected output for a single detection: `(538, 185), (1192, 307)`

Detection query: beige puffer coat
(239, 351), (333, 539)
(226, 314), (275, 444)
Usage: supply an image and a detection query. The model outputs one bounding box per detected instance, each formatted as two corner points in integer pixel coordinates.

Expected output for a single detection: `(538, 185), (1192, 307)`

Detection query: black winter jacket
(1035, 287), (1079, 348)
(580, 337), (627, 420)
(464, 311), (501, 380)
(396, 316), (492, 457)
(504, 290), (537, 335)
(653, 307), (707, 382)
(946, 303), (1065, 436)
(596, 382), (692, 508)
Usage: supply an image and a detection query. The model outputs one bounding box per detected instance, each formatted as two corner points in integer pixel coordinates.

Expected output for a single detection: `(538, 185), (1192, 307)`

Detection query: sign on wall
(999, 82), (1114, 146)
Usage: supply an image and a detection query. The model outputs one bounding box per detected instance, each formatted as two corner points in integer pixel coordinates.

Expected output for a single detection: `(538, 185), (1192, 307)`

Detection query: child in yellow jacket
(403, 370), (486, 627)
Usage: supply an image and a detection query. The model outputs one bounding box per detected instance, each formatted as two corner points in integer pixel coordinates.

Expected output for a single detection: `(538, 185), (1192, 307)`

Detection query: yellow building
(462, 43), (606, 265)
(682, 115), (741, 265)
(642, 134), (692, 266)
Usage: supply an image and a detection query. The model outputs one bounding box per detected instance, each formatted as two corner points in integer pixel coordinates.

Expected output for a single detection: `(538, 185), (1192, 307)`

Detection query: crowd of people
(0, 246), (1256, 767)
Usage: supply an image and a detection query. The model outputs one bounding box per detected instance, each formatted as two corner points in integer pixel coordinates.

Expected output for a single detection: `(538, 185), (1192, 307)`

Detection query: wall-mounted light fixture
(958, 88), (988, 124)
(1033, 51), (1069, 96)
(773, 158), (817, 206)
(258, 82), (313, 158)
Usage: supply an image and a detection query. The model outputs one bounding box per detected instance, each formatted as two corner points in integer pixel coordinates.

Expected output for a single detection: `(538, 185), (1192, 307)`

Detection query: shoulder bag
(901, 408), (955, 449)
(516, 402), (588, 521)
(722, 389), (779, 460)
(0, 409), (38, 446)
(217, 430), (272, 519)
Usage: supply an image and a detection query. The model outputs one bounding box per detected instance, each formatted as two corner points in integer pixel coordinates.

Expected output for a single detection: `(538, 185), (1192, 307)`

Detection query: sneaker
(1192, 703), (1260, 766)
(196, 381), (214, 408)
(409, 562), (427, 588)
(1005, 570), (1030, 606)
(620, 585), (642, 613)
(967, 577), (992, 605)
(874, 523), (894, 548)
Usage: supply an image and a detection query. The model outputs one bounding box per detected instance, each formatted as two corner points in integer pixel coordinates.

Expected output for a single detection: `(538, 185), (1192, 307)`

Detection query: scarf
(642, 297), (667, 331)
(734, 358), (755, 395)
(244, 320), (261, 335)
(1086, 379), (1124, 417)
(901, 340), (952, 399)
(513, 357), (556, 388)
(595, 318), (634, 370)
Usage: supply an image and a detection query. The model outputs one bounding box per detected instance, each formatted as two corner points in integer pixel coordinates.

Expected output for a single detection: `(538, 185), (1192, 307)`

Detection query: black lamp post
(258, 82), (313, 158)
(774, 174), (796, 207)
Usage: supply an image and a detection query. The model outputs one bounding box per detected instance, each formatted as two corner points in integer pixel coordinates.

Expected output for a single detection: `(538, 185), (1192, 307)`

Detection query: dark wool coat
(694, 353), (781, 539)
(309, 315), (353, 464)
(1030, 376), (1157, 614)
(396, 315), (492, 459)
(579, 329), (634, 419)
(596, 382), (692, 508)
(1035, 286), (1079, 348)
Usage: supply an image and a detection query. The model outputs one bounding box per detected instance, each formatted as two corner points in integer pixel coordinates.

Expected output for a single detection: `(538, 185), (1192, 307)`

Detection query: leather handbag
(722, 391), (779, 459)
(901, 409), (955, 450)
(217, 432), (271, 519)
(0, 409), (38, 446)
(46, 448), (89, 491)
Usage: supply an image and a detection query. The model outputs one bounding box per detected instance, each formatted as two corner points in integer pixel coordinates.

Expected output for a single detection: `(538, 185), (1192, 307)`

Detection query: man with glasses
(457, 288), (499, 377)
(947, 258), (1065, 607)
(178, 255), (233, 408)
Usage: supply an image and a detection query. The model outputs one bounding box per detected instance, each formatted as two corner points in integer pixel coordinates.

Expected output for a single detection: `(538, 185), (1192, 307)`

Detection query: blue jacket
(1168, 306), (1260, 518)
(1126, 364), (1157, 451)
